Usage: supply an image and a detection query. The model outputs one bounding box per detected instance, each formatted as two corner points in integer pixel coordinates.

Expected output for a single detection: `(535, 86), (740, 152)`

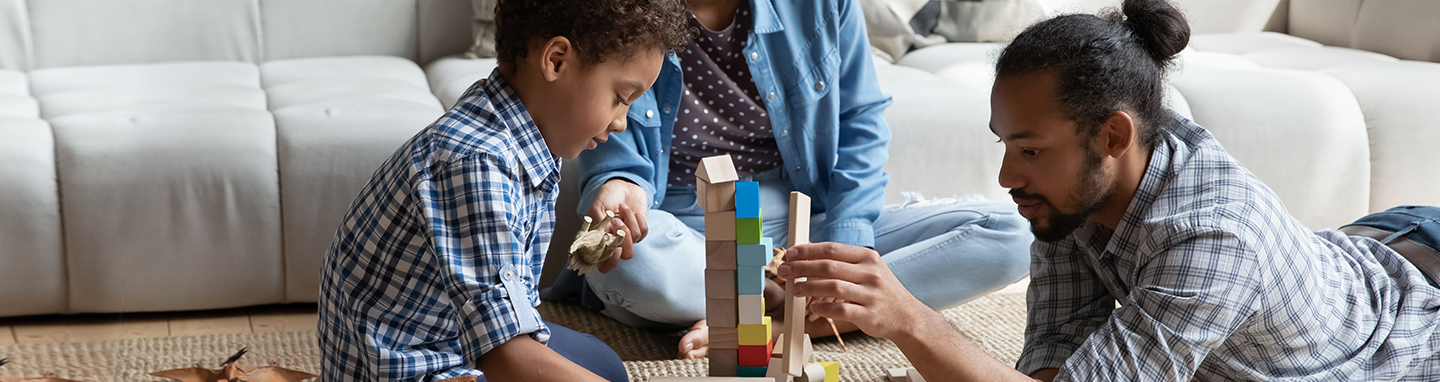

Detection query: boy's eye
(615, 95), (628, 107)
(1022, 149), (1040, 157)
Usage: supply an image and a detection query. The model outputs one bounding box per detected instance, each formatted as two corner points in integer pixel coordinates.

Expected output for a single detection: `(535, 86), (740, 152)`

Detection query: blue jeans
(545, 169), (1033, 329)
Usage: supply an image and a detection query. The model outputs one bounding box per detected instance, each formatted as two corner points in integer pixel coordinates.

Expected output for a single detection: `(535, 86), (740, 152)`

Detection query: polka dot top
(667, 3), (782, 188)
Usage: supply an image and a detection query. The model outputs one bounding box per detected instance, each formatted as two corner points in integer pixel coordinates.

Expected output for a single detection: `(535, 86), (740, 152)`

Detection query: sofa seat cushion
(262, 55), (444, 302)
(1188, 32), (1322, 56)
(0, 116), (64, 317)
(1172, 68), (1370, 230)
(424, 55), (498, 110)
(0, 70), (36, 117)
(1321, 61), (1440, 211)
(28, 61), (285, 314)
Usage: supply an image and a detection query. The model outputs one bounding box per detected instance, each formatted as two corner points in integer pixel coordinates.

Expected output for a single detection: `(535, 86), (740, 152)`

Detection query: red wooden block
(738, 344), (771, 367)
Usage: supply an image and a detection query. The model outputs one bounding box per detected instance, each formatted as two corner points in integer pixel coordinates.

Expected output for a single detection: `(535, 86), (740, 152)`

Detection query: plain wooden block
(696, 155), (740, 183)
(767, 358), (794, 382)
(802, 333), (814, 364)
(887, 368), (909, 382)
(781, 279), (808, 376)
(906, 368), (928, 382)
(708, 240), (738, 270)
(736, 216), (763, 244)
(738, 294), (765, 325)
(698, 179), (737, 212)
(799, 363), (826, 382)
(710, 325), (739, 350)
(772, 333), (785, 357)
(706, 211), (737, 241)
(708, 297), (738, 327)
(736, 181), (761, 218)
(710, 348), (739, 376)
(788, 192), (811, 247)
(707, 269), (738, 299)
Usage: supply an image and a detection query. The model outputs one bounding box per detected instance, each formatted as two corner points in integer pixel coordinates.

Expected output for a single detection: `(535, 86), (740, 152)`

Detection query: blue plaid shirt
(1018, 113), (1440, 381)
(318, 70), (558, 381)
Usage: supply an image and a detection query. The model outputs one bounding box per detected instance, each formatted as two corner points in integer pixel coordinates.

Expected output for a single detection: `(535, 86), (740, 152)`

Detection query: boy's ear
(538, 36), (573, 83)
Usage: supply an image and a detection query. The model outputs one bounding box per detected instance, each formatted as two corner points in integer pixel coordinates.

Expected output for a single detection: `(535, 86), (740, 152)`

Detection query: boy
(316, 0), (688, 380)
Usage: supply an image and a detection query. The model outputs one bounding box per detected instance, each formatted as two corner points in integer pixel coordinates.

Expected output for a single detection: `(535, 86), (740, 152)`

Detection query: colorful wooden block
(707, 297), (737, 327)
(788, 192), (810, 247)
(697, 179), (737, 212)
(737, 266), (765, 295)
(737, 237), (774, 266)
(737, 366), (767, 377)
(709, 348), (738, 376)
(738, 294), (765, 324)
(707, 240), (738, 270)
(736, 216), (762, 244)
(707, 269), (737, 299)
(696, 155), (740, 184)
(706, 211), (737, 241)
(739, 344), (771, 367)
(710, 326), (739, 349)
(736, 181), (761, 218)
(738, 316), (772, 346)
(819, 362), (839, 382)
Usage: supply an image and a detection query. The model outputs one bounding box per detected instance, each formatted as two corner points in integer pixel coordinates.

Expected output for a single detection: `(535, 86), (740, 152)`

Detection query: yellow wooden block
(738, 316), (771, 346)
(820, 362), (839, 382)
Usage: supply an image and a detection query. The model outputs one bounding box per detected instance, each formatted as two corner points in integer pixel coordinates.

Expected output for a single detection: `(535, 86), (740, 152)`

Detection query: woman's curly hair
(495, 0), (690, 67)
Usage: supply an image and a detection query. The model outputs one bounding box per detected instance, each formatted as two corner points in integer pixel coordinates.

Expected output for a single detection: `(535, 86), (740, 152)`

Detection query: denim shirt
(576, 0), (893, 246)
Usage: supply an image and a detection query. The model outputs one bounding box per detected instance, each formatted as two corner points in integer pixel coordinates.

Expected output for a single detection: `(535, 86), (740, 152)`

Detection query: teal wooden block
(737, 366), (767, 377)
(737, 215), (762, 245)
(737, 237), (773, 266)
(736, 181), (760, 219)
(737, 265), (765, 295)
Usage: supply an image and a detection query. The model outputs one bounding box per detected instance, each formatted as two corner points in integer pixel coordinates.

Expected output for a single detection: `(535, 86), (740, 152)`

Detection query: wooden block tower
(688, 154), (837, 382)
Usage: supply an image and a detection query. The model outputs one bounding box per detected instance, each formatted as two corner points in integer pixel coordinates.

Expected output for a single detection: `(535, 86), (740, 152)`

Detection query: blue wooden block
(737, 237), (773, 266)
(737, 265), (765, 295)
(736, 182), (761, 219)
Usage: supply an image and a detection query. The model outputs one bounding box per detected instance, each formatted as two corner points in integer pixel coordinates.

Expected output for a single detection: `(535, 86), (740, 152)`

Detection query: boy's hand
(590, 179), (649, 254)
(776, 242), (931, 340)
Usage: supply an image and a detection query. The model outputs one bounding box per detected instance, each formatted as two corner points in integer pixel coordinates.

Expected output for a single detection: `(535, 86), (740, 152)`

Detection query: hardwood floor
(0, 304), (317, 345)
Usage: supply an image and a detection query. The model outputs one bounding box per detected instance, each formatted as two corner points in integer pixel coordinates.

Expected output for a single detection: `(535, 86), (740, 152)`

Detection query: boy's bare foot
(678, 319), (709, 359)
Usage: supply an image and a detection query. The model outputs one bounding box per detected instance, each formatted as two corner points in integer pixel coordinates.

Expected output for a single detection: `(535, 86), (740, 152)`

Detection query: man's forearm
(478, 335), (606, 382)
(891, 310), (1041, 382)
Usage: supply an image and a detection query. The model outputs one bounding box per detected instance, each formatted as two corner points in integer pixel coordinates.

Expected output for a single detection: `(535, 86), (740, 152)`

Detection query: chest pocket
(626, 91), (662, 129)
(781, 3), (839, 111)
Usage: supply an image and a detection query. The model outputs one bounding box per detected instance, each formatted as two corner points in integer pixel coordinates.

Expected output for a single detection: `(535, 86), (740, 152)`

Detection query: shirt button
(504, 271), (514, 279)
(814, 81), (824, 91)
(767, 92), (776, 100)
(751, 52), (760, 61)
(646, 110), (654, 118)
(663, 107), (671, 114)
(782, 130), (789, 137)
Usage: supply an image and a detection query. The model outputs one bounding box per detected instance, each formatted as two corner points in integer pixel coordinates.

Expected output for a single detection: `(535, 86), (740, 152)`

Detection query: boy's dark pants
(437, 321), (628, 382)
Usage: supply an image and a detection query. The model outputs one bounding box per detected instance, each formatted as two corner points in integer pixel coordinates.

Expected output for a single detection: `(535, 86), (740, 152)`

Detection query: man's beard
(1013, 146), (1114, 243)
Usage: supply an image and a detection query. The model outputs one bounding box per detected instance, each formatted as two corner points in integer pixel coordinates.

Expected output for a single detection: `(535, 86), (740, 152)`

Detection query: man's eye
(1022, 149), (1039, 157)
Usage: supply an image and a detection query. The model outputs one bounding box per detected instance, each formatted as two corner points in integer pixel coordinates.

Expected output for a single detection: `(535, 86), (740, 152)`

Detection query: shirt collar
(480, 69), (561, 192)
(748, 0), (783, 34)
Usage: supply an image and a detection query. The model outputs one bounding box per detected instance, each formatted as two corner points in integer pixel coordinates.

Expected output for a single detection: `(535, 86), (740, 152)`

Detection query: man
(777, 0), (1440, 380)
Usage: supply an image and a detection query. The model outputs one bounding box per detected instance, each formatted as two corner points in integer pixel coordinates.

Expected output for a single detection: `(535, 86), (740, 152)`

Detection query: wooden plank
(250, 313), (318, 333)
(788, 192), (811, 247)
(169, 316), (252, 337)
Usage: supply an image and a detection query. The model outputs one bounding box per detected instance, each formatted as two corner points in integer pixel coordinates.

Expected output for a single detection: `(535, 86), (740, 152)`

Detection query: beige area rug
(0, 291), (1026, 382)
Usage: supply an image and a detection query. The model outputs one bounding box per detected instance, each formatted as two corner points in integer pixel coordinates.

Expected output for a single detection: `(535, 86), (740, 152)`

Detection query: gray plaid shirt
(1017, 113), (1440, 381)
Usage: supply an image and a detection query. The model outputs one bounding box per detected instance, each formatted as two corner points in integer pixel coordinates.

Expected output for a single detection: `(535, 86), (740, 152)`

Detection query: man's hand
(590, 179), (649, 263)
(776, 242), (930, 340)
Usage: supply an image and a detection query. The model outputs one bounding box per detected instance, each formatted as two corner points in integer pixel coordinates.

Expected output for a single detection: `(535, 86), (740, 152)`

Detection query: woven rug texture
(0, 291), (1026, 382)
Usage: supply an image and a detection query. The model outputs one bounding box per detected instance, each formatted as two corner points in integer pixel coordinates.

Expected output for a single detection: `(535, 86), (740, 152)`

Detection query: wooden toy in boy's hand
(568, 211), (626, 275)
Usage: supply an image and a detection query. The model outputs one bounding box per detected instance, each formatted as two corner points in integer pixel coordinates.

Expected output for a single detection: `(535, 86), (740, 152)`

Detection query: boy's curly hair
(495, 0), (690, 67)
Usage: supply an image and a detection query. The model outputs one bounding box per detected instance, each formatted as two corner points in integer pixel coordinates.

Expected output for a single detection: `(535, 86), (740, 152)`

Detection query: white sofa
(1, 0), (1436, 317)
